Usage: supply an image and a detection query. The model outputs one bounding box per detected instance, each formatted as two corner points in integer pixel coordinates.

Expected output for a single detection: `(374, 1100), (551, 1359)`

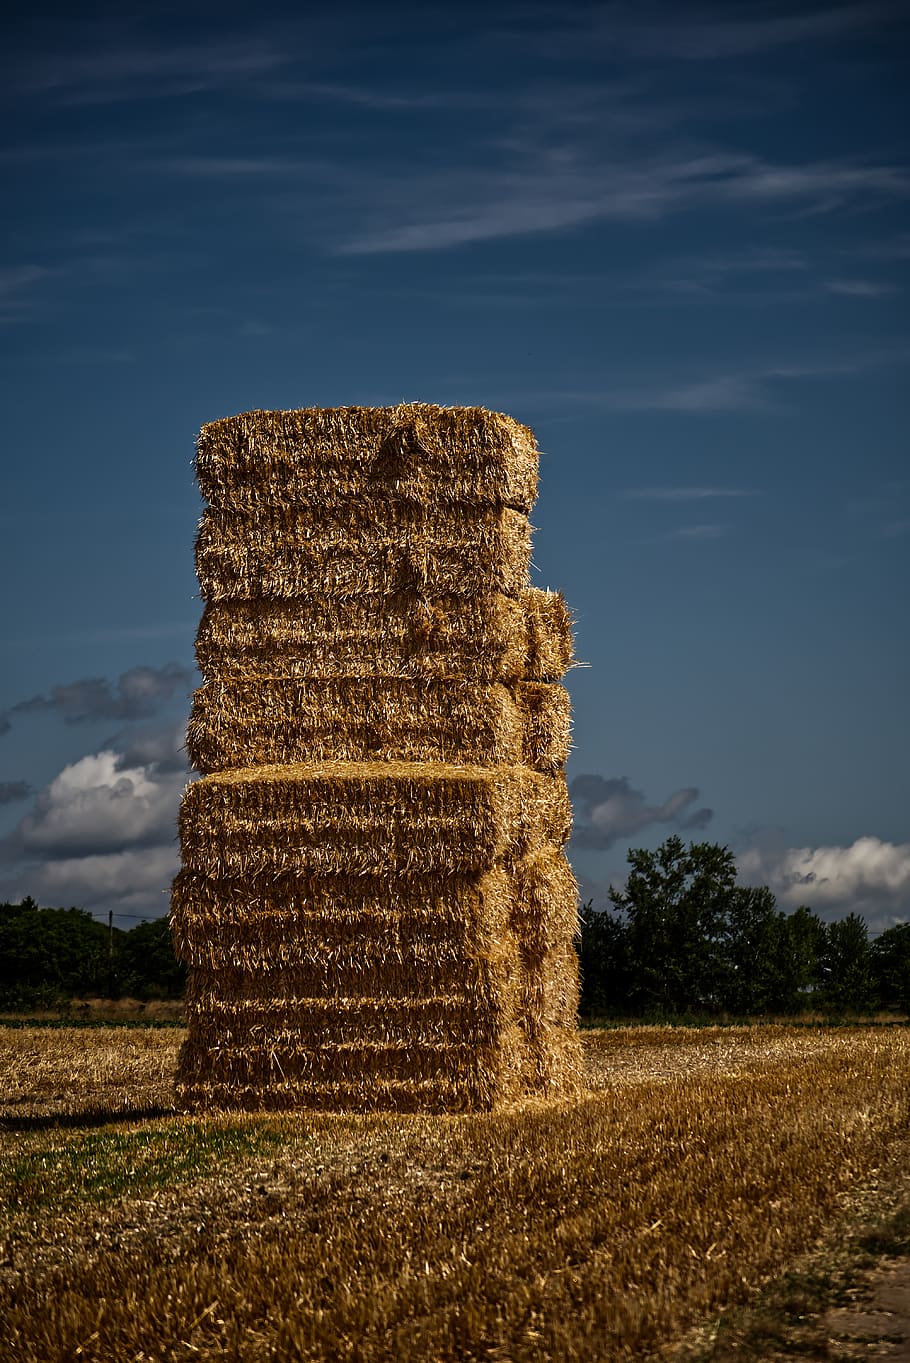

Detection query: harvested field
(1, 1024), (908, 1362)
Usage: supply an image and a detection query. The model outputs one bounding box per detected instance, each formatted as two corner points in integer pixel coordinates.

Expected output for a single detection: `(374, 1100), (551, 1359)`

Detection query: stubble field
(1, 1023), (908, 1362)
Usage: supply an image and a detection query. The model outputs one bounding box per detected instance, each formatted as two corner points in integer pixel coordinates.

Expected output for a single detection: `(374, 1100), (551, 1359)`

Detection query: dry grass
(1, 1024), (908, 1361)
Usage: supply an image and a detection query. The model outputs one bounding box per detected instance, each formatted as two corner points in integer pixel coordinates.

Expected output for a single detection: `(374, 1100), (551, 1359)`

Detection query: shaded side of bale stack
(172, 403), (583, 1111)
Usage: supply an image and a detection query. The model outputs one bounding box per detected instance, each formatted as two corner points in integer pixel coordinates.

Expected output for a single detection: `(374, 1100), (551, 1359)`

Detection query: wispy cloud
(336, 151), (910, 256)
(13, 34), (292, 105)
(570, 774), (713, 850)
(825, 278), (900, 298)
(595, 3), (906, 61)
(603, 374), (766, 413)
(624, 486), (760, 500)
(0, 264), (51, 322)
(672, 524), (730, 540)
(0, 664), (193, 735)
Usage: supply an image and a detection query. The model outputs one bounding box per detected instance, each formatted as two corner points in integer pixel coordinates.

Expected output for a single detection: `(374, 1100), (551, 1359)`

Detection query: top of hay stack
(195, 404), (539, 513)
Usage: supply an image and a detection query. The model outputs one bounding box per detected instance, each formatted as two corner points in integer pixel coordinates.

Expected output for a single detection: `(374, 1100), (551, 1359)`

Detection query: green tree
(115, 917), (186, 999)
(608, 836), (737, 1015)
(0, 899), (114, 1008)
(577, 901), (630, 1016)
(871, 923), (910, 1014)
(821, 912), (876, 1014)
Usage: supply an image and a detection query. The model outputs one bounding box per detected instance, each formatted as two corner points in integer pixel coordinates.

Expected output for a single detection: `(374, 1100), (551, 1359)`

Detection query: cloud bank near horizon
(0, 663), (193, 736)
(570, 774), (713, 850)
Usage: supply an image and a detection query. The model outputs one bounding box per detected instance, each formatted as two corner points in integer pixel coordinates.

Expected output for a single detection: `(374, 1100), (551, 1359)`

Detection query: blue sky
(1, 0), (908, 930)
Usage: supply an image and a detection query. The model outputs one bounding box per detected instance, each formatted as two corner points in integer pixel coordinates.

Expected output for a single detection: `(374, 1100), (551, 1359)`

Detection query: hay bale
(177, 1020), (527, 1112)
(177, 761), (572, 879)
(173, 846), (583, 1104)
(195, 404), (539, 514)
(173, 400), (582, 1112)
(174, 1075), (512, 1115)
(186, 677), (570, 774)
(170, 866), (514, 970)
(194, 588), (573, 683)
(181, 994), (516, 1048)
(195, 503), (532, 601)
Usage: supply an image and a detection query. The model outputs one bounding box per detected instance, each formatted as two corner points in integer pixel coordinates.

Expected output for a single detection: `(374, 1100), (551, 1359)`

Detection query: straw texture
(173, 401), (582, 1112)
(186, 677), (570, 773)
(178, 761), (572, 879)
(194, 588), (573, 683)
(195, 403), (539, 513)
(196, 503), (533, 603)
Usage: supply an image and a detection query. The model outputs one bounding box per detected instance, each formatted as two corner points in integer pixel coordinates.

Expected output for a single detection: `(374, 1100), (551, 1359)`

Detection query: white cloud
(738, 837), (910, 932)
(10, 750), (183, 858)
(0, 732), (188, 919)
(22, 846), (180, 917)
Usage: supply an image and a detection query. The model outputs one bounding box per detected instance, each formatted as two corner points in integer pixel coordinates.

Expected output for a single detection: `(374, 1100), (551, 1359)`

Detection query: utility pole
(108, 909), (114, 999)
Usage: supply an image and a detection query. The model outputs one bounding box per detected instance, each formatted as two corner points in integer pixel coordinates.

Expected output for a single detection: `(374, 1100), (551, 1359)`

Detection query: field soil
(1, 1023), (908, 1362)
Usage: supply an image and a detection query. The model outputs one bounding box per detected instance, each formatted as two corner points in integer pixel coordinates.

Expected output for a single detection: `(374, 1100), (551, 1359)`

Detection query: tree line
(579, 836), (910, 1018)
(0, 898), (186, 1010)
(2, 841), (908, 1018)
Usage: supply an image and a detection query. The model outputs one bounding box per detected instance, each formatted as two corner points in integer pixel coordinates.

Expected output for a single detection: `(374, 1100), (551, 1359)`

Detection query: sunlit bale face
(173, 405), (582, 1112)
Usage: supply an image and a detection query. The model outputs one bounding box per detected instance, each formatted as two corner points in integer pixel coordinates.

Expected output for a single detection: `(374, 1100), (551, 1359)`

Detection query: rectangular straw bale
(195, 404), (539, 514)
(170, 867), (513, 970)
(194, 587), (573, 683)
(521, 1023), (586, 1096)
(186, 677), (570, 774)
(511, 846), (581, 961)
(176, 1024), (527, 1112)
(181, 994), (517, 1048)
(177, 761), (572, 878)
(179, 1035), (524, 1086)
(520, 943), (582, 1033)
(182, 922), (519, 1007)
(194, 503), (532, 601)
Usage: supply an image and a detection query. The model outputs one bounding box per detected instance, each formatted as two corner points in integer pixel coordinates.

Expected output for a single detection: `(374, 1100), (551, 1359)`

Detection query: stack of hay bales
(171, 404), (583, 1112)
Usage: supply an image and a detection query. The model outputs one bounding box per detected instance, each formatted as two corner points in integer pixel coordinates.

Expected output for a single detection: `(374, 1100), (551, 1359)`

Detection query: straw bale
(177, 761), (572, 878)
(194, 588), (573, 683)
(511, 846), (580, 961)
(194, 404), (539, 514)
(521, 944), (582, 1033)
(521, 1023), (586, 1096)
(194, 503), (532, 601)
(176, 1024), (527, 1112)
(181, 994), (517, 1048)
(170, 867), (513, 970)
(180, 938), (519, 1006)
(176, 1076), (500, 1115)
(179, 1038), (517, 1085)
(186, 677), (570, 774)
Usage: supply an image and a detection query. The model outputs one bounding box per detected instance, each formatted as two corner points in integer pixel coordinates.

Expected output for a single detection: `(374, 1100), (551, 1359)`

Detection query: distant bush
(0, 898), (185, 1009)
